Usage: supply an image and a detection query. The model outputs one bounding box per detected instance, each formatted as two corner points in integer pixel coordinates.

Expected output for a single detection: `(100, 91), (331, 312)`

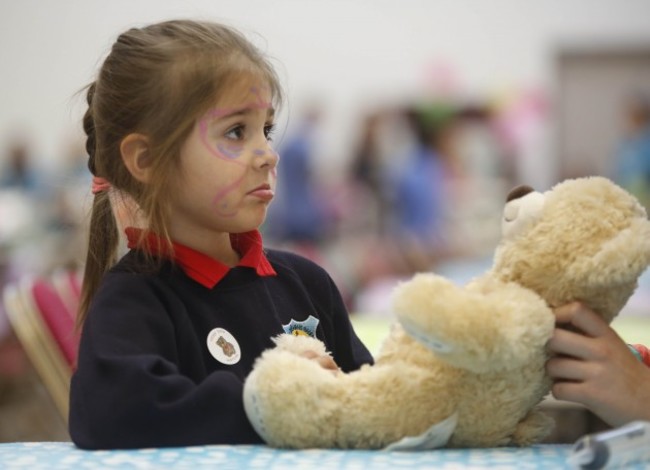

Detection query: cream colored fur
(243, 177), (650, 449)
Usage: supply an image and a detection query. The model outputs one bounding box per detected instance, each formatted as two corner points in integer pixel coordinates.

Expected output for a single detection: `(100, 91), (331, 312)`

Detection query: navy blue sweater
(69, 248), (373, 449)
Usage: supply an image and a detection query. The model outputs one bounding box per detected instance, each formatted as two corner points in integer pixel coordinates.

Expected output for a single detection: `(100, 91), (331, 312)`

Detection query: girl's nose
(253, 144), (279, 169)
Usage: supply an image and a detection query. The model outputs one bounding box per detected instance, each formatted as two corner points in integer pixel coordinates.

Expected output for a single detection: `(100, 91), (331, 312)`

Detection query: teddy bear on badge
(243, 177), (650, 449)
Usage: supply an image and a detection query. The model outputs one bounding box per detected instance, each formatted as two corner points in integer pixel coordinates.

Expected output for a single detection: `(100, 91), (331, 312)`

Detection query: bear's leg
(244, 346), (343, 448)
(245, 337), (459, 449)
(511, 408), (554, 446)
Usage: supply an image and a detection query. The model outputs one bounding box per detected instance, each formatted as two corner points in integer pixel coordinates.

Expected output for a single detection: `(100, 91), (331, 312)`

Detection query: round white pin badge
(206, 328), (241, 365)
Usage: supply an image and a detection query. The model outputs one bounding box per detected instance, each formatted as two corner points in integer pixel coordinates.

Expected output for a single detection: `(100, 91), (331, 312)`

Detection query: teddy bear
(243, 176), (650, 449)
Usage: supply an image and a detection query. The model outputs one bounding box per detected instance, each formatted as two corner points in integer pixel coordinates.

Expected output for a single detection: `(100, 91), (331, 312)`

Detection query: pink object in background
(30, 278), (79, 368)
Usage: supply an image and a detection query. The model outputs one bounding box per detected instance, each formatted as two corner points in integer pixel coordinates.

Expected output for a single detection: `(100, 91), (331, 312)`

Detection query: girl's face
(168, 77), (279, 246)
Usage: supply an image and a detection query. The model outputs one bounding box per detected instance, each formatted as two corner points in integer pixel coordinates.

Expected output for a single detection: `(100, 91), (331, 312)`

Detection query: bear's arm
(392, 273), (555, 373)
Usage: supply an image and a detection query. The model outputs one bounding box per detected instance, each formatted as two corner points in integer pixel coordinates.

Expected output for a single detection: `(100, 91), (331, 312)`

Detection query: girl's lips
(248, 187), (274, 201)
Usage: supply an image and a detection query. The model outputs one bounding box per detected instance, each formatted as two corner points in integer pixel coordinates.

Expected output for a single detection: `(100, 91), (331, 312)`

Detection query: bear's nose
(506, 185), (535, 203)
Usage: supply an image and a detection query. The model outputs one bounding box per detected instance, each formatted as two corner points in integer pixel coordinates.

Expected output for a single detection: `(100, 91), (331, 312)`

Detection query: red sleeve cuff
(629, 344), (650, 368)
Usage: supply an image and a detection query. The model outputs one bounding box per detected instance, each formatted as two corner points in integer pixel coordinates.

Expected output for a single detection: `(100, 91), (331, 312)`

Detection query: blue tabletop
(0, 442), (579, 469)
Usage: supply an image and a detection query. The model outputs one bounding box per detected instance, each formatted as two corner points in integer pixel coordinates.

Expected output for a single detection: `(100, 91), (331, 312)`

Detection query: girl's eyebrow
(209, 106), (276, 121)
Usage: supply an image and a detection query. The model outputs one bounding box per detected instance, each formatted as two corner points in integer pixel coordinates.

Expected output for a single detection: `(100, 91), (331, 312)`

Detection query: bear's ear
(573, 219), (650, 287)
(506, 185), (534, 202)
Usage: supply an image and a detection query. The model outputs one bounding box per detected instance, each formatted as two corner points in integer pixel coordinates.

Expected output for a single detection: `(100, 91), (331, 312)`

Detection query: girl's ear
(120, 133), (152, 183)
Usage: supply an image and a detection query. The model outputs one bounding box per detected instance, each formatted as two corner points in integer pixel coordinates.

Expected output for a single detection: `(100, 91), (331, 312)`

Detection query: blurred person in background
(265, 104), (330, 249)
(349, 111), (393, 235)
(0, 132), (64, 442)
(611, 93), (650, 211)
(0, 132), (45, 275)
(45, 137), (92, 270)
(439, 105), (510, 259)
(388, 104), (455, 273)
(337, 108), (416, 308)
(0, 134), (42, 194)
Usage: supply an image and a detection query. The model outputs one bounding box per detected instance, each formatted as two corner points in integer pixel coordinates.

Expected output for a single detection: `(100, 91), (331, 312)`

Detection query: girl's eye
(264, 124), (276, 141)
(225, 125), (245, 140)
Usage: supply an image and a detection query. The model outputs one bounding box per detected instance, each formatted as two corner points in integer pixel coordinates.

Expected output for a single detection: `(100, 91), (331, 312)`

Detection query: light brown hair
(79, 19), (282, 326)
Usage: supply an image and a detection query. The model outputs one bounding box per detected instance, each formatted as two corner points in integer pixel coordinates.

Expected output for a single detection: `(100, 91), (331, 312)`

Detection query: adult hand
(546, 302), (650, 427)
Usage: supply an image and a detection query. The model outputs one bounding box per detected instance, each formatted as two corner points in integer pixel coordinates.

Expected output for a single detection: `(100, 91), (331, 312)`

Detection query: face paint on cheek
(217, 143), (245, 160)
(196, 89), (275, 219)
(211, 172), (246, 218)
(198, 86), (273, 157)
(197, 114), (247, 165)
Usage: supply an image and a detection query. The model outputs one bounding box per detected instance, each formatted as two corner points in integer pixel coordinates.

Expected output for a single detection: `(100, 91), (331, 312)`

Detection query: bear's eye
(503, 204), (519, 222)
(502, 191), (546, 240)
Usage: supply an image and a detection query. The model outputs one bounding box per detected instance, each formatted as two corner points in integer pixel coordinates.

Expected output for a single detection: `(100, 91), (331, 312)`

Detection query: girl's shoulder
(263, 248), (345, 308)
(106, 249), (183, 281)
(264, 248), (330, 279)
(98, 250), (175, 296)
(87, 252), (184, 324)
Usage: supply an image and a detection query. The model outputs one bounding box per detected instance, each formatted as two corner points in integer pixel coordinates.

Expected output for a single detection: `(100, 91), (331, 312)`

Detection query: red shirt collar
(125, 227), (276, 288)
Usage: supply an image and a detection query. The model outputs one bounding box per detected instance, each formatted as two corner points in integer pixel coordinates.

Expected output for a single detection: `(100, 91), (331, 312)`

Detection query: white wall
(1, 0), (650, 180)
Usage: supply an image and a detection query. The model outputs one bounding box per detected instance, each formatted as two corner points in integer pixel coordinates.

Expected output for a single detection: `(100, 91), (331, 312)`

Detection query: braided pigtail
(77, 82), (120, 328)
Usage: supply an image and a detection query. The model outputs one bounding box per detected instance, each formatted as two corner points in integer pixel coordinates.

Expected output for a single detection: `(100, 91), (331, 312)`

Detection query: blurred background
(0, 0), (649, 443)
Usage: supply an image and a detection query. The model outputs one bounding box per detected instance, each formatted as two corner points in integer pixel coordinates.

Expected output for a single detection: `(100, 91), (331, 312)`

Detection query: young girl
(70, 19), (373, 450)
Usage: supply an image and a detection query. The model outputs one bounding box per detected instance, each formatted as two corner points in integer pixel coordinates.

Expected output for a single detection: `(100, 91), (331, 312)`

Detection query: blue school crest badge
(282, 315), (319, 338)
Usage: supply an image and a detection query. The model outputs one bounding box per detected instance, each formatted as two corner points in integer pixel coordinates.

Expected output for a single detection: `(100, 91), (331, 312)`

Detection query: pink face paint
(250, 86), (272, 108)
(194, 86), (275, 217)
(197, 86), (273, 164)
(198, 117), (246, 166)
(217, 143), (245, 160)
(211, 172), (246, 218)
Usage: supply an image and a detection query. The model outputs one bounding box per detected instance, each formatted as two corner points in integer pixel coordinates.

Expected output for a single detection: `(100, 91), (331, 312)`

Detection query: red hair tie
(91, 176), (111, 194)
